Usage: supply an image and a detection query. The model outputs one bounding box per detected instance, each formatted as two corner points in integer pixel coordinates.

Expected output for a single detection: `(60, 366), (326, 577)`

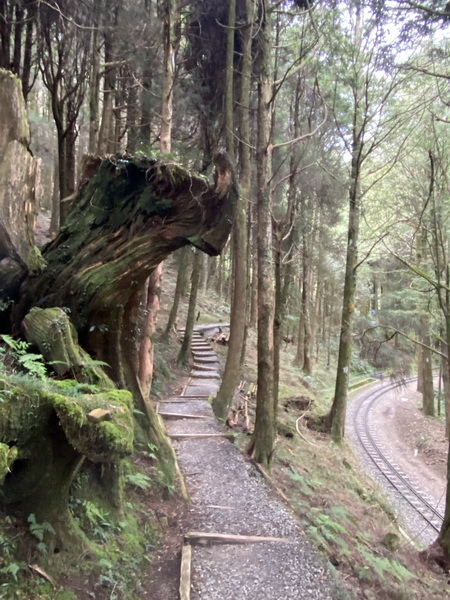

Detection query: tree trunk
(88, 4), (101, 154)
(3, 151), (237, 387)
(213, 0), (251, 421)
(139, 265), (163, 398)
(159, 0), (179, 154)
(249, 207), (258, 328)
(422, 342), (435, 417)
(435, 311), (450, 558)
(443, 353), (450, 439)
(177, 250), (202, 366)
(0, 69), (44, 273)
(327, 142), (361, 442)
(301, 233), (313, 376)
(247, 0), (276, 468)
(163, 246), (190, 337)
(97, 24), (117, 154)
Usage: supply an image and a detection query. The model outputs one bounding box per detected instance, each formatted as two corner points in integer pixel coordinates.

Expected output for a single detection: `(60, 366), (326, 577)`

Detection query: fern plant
(27, 514), (56, 554)
(1, 335), (47, 379)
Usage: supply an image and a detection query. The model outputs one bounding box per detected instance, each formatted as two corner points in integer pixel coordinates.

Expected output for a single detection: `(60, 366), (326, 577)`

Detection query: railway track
(353, 378), (444, 535)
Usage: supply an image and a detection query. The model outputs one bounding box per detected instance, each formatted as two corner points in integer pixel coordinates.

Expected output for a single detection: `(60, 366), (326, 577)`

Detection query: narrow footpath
(157, 326), (343, 600)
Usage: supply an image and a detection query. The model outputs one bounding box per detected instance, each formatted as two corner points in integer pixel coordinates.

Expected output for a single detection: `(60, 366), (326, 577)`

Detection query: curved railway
(353, 378), (444, 535)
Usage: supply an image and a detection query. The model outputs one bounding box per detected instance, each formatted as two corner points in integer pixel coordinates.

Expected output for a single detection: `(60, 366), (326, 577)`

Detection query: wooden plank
(184, 532), (294, 545)
(159, 400), (208, 405)
(179, 544), (191, 600)
(157, 399), (192, 404)
(169, 433), (234, 440)
(187, 380), (219, 385)
(158, 412), (213, 420)
(178, 395), (212, 399)
(160, 396), (210, 402)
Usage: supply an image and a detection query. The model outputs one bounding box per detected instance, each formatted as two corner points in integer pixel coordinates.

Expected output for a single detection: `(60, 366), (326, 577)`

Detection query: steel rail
(353, 377), (443, 534)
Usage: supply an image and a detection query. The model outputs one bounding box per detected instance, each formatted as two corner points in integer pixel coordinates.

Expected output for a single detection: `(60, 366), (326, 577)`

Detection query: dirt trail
(155, 326), (343, 600)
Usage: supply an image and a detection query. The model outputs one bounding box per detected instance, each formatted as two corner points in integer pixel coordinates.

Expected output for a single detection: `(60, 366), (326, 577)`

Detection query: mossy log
(1, 151), (237, 381)
(0, 376), (133, 547)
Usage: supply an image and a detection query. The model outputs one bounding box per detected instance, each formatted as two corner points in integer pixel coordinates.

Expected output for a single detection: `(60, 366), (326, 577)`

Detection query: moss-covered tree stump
(0, 376), (133, 548)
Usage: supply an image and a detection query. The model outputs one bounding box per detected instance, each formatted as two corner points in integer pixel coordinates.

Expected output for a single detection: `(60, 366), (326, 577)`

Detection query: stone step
(193, 363), (219, 372)
(194, 357), (221, 365)
(190, 371), (221, 379)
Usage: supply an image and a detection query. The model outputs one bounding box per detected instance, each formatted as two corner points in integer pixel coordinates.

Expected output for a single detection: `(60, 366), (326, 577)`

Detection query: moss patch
(53, 389), (133, 462)
(0, 443), (17, 481)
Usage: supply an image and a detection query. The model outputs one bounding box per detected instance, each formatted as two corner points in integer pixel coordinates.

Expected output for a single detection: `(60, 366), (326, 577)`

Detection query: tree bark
(0, 69), (43, 273)
(327, 140), (361, 442)
(421, 338), (435, 417)
(177, 250), (202, 367)
(247, 0), (276, 468)
(159, 0), (179, 154)
(213, 0), (250, 421)
(3, 152), (238, 375)
(163, 246), (190, 337)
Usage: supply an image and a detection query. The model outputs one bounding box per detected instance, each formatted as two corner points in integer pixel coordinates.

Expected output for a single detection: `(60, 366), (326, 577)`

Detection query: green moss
(0, 443), (18, 481)
(25, 244), (46, 274)
(23, 307), (115, 389)
(0, 380), (53, 445)
(52, 390), (134, 462)
(0, 377), (133, 466)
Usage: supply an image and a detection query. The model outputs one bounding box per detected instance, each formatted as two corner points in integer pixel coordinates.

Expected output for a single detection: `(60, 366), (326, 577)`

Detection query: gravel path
(160, 327), (346, 600)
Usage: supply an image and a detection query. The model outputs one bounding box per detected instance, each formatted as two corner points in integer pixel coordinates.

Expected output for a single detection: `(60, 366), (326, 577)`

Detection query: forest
(1, 0), (450, 598)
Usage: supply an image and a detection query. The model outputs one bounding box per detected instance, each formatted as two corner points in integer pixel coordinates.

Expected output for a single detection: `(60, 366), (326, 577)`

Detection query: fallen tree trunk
(0, 70), (237, 554)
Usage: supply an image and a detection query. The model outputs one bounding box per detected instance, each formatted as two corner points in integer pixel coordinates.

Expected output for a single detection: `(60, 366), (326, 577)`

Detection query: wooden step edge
(179, 544), (191, 600)
(158, 412), (214, 420)
(179, 394), (212, 399)
(184, 531), (295, 546)
(158, 398), (211, 403)
(169, 433), (235, 440)
(186, 380), (220, 386)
